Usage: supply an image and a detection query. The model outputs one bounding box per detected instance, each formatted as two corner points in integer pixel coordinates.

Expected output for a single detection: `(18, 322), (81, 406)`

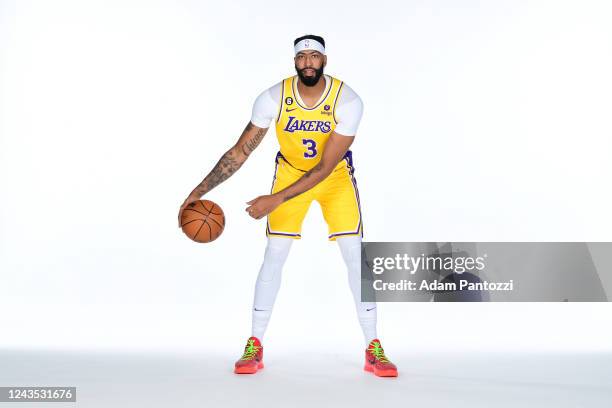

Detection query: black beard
(295, 65), (324, 87)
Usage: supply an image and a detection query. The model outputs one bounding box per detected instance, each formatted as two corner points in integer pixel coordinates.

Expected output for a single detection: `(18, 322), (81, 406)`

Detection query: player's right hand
(178, 193), (202, 227)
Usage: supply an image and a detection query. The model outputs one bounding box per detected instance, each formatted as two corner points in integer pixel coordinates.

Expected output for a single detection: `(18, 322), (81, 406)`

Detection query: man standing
(179, 35), (397, 377)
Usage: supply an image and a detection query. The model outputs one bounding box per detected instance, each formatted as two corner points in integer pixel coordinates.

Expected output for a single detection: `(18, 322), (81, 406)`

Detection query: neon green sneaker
(364, 339), (398, 377)
(234, 337), (264, 374)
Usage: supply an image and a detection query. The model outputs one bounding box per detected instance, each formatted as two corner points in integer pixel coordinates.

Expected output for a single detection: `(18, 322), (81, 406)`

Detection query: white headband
(294, 38), (325, 55)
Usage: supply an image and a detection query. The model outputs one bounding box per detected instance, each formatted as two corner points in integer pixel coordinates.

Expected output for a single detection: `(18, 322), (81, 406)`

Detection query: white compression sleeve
(251, 237), (294, 341)
(337, 235), (378, 345)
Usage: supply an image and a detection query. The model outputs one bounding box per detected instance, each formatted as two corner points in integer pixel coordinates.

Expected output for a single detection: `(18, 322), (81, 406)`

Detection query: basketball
(180, 200), (225, 243)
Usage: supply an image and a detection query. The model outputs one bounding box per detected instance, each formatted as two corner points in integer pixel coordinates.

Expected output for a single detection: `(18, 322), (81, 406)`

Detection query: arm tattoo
(241, 126), (267, 157)
(192, 122), (267, 196)
(194, 150), (242, 196)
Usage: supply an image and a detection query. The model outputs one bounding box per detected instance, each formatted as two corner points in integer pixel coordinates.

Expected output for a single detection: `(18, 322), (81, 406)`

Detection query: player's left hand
(245, 194), (283, 219)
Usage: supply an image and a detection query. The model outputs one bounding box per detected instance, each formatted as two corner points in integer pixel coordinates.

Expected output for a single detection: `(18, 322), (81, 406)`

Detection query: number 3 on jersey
(302, 138), (317, 158)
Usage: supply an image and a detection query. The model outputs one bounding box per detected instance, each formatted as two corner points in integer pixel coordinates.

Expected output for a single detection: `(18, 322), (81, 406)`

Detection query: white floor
(1, 350), (611, 407)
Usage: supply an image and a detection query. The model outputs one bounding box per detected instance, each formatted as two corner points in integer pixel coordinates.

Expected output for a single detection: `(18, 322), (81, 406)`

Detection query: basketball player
(179, 35), (397, 377)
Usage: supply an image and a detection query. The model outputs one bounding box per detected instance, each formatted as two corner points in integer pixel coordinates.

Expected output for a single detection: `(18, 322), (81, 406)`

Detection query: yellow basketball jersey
(275, 75), (345, 171)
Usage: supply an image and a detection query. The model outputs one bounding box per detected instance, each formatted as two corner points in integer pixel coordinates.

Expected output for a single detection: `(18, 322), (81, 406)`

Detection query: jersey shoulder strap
(276, 76), (297, 123)
(330, 77), (345, 125)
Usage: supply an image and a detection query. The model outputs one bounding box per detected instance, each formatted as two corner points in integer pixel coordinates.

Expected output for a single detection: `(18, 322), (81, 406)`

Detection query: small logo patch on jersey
(285, 97), (293, 105)
(320, 104), (332, 116)
(286, 107), (297, 112)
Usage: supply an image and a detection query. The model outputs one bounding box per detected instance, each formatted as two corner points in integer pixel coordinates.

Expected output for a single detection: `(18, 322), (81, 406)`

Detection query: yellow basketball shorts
(266, 151), (363, 241)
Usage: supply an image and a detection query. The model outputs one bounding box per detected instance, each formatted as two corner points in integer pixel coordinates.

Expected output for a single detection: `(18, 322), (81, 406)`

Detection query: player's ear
(323, 55), (327, 67)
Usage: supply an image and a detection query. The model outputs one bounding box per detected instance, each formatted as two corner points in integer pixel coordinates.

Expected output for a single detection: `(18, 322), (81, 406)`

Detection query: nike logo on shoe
(366, 307), (377, 312)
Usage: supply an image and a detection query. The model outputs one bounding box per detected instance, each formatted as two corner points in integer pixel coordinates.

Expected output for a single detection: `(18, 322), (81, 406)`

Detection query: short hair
(294, 34), (325, 48)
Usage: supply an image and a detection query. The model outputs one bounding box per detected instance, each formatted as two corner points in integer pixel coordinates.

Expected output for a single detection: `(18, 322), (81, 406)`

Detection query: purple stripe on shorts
(266, 222), (301, 237)
(328, 154), (363, 239)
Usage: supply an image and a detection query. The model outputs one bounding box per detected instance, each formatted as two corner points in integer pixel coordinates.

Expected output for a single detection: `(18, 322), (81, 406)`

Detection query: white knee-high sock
(251, 237), (293, 341)
(337, 235), (378, 345)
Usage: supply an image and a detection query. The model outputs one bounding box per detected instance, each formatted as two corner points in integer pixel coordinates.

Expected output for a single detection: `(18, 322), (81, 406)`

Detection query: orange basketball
(180, 200), (225, 243)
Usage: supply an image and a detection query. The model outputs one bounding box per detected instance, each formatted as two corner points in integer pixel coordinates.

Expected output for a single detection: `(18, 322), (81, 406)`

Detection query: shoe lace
(240, 339), (261, 361)
(368, 341), (389, 363)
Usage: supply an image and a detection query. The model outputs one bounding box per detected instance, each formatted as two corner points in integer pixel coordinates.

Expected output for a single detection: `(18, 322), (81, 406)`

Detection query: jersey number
(302, 139), (317, 158)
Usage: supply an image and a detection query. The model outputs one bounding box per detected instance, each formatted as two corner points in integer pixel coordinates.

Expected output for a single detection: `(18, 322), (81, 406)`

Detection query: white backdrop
(1, 0), (611, 354)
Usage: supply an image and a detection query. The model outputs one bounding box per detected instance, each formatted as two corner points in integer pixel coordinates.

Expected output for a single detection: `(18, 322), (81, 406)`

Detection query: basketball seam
(181, 218), (203, 228)
(183, 208), (207, 217)
(193, 220), (206, 241)
(207, 216), (224, 230)
(200, 200), (212, 212)
(197, 219), (212, 242)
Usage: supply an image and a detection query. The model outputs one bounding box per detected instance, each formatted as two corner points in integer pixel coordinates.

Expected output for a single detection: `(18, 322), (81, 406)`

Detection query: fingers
(245, 196), (259, 218)
(178, 198), (199, 228)
(246, 206), (267, 220)
(245, 195), (279, 220)
(178, 204), (188, 227)
(245, 200), (263, 219)
(245, 204), (256, 218)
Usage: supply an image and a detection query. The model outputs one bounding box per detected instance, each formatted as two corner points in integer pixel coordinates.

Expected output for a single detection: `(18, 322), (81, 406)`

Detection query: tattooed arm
(245, 132), (354, 219)
(190, 122), (267, 196)
(179, 122), (268, 226)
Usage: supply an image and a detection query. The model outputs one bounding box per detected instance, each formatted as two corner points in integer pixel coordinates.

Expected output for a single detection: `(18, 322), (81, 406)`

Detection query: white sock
(337, 235), (378, 345)
(251, 237), (293, 341)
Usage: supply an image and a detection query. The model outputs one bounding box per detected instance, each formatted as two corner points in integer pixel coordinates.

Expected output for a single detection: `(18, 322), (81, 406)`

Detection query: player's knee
(337, 236), (362, 268)
(259, 238), (293, 282)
